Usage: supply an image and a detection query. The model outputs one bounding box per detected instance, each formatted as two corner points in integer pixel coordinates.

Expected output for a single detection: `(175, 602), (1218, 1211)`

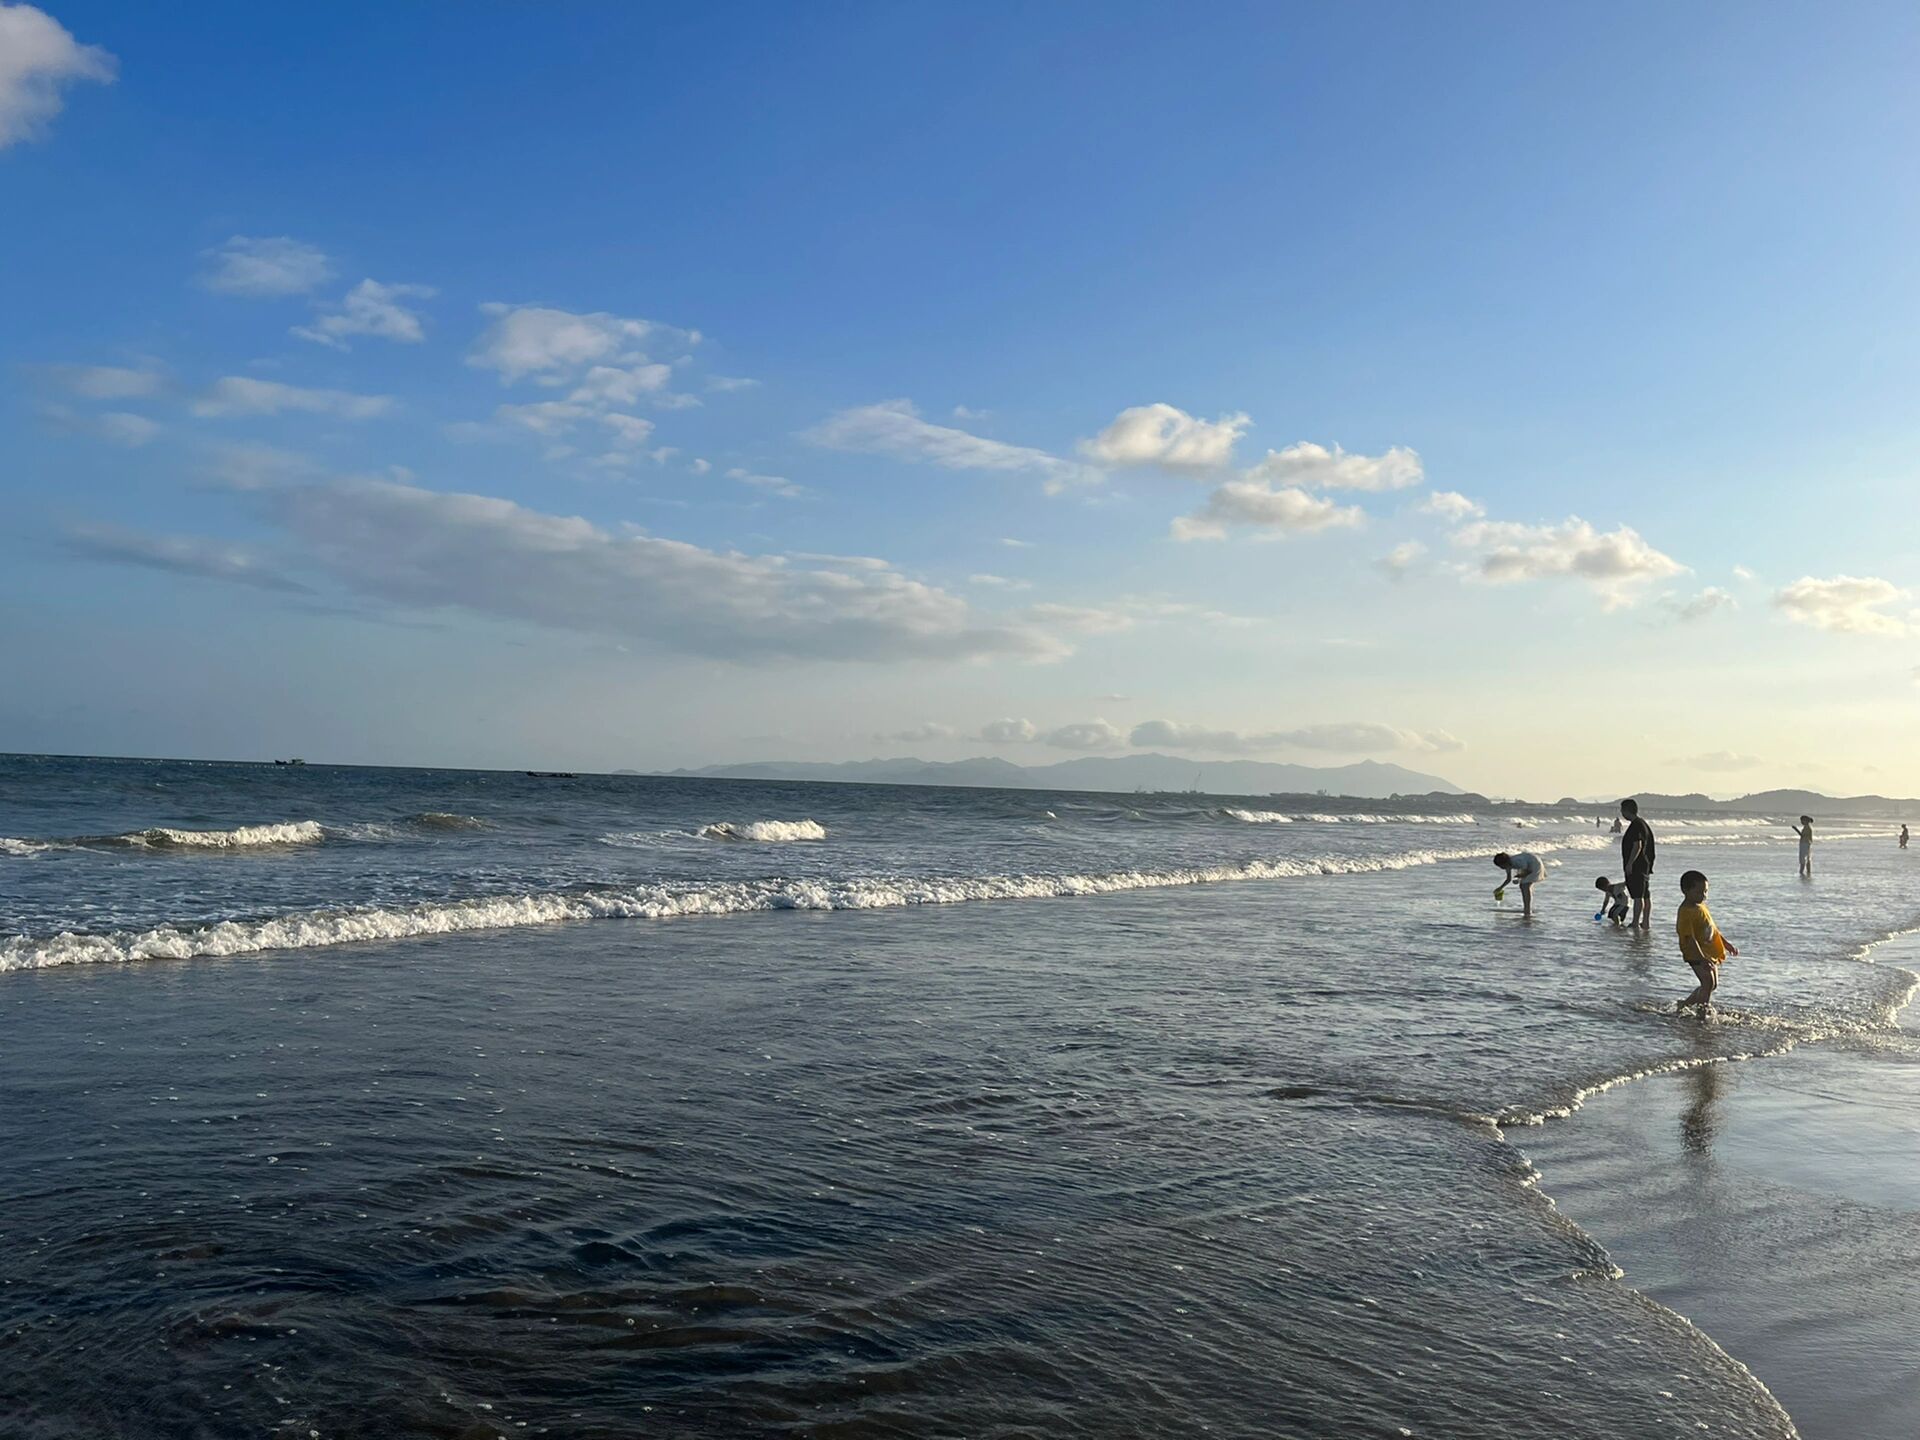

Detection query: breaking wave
(105, 821), (327, 849)
(699, 819), (827, 843)
(1, 836), (1611, 973)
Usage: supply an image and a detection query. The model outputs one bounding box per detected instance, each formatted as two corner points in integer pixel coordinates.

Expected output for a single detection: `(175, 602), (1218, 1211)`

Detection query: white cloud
(570, 363), (673, 406)
(1773, 575), (1912, 637)
(125, 476), (1071, 663)
(62, 524), (305, 593)
(1170, 480), (1366, 541)
(200, 442), (322, 491)
(1022, 602), (1135, 635)
(44, 363), (163, 399)
(495, 400), (587, 434)
(1042, 719), (1126, 750)
(1420, 490), (1484, 521)
(597, 413), (657, 448)
(726, 466), (805, 499)
(200, 236), (333, 298)
(999, 537), (1033, 549)
(1450, 516), (1683, 605)
(1128, 719), (1461, 755)
(293, 279), (435, 349)
(1731, 564), (1757, 582)
(467, 303), (674, 383)
(968, 573), (1032, 591)
(1244, 441), (1423, 492)
(94, 411), (160, 446)
(191, 377), (392, 419)
(805, 399), (1096, 492)
(1683, 750), (1765, 773)
(888, 721), (958, 743)
(707, 375), (758, 393)
(1668, 586), (1736, 622)
(1080, 403), (1248, 472)
(978, 717), (1039, 743)
(0, 3), (114, 149)
(1377, 540), (1425, 578)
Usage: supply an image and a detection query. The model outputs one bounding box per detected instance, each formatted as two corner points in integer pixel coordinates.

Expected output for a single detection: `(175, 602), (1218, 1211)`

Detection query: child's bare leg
(1678, 964), (1716, 1012)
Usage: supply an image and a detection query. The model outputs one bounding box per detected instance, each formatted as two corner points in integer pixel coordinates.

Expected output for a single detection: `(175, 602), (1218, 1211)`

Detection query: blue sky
(5, 1), (1918, 797)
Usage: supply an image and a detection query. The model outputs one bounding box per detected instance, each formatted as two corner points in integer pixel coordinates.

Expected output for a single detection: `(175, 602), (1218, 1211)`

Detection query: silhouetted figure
(1790, 815), (1814, 877)
(1620, 798), (1655, 929)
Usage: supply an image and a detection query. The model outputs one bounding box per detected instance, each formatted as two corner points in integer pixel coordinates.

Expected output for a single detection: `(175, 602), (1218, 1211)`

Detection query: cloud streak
(83, 476), (1078, 664)
(191, 377), (393, 419)
(199, 236), (333, 297)
(805, 400), (1096, 492)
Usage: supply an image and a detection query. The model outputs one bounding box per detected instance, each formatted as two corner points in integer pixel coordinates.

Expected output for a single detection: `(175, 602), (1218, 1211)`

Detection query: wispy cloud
(1419, 490), (1484, 521)
(1774, 575), (1912, 636)
(62, 523), (306, 593)
(726, 466), (805, 499)
(191, 377), (392, 419)
(41, 362), (164, 399)
(1129, 719), (1462, 754)
(97, 476), (1080, 664)
(0, 3), (115, 149)
(1667, 586), (1737, 623)
(467, 303), (687, 383)
(1170, 480), (1365, 541)
(805, 399), (1097, 492)
(293, 279), (435, 349)
(1450, 516), (1683, 606)
(199, 236), (333, 297)
(1243, 441), (1423, 491)
(1376, 540), (1425, 578)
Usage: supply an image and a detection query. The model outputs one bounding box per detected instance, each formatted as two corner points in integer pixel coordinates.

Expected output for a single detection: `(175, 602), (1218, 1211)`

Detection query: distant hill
(663, 753), (1464, 798)
(1632, 789), (1919, 819)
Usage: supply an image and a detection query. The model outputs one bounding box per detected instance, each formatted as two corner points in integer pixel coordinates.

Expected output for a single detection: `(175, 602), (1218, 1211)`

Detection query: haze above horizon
(5, 1), (1918, 797)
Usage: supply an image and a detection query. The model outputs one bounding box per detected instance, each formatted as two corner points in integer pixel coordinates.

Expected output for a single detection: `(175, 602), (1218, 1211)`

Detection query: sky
(4, 1), (1919, 800)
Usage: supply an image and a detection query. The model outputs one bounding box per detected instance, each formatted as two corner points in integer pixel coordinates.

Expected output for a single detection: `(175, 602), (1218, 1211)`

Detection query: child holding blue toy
(1593, 875), (1631, 925)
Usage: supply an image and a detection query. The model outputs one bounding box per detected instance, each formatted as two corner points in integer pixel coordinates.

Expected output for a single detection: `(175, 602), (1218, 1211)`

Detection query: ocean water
(3, 754), (1916, 1437)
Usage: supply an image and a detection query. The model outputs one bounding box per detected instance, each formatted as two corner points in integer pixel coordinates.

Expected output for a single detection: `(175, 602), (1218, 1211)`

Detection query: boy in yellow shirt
(1676, 869), (1739, 1017)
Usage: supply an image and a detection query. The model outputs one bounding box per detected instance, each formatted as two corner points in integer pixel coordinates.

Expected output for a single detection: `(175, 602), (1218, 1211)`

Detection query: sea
(3, 753), (1917, 1438)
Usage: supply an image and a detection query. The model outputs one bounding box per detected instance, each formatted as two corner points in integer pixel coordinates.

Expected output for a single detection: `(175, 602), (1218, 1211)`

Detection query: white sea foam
(114, 821), (328, 849)
(698, 819), (827, 843)
(1, 837), (52, 856)
(0, 834), (1613, 974)
(1221, 808), (1293, 824)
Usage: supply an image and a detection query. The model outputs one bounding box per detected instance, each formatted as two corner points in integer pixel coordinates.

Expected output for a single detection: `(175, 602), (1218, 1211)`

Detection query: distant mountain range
(1622, 789), (1919, 819)
(661, 753), (1465, 798)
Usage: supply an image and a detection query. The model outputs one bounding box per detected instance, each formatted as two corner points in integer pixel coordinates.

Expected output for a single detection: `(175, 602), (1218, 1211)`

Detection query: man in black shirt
(1620, 797), (1656, 930)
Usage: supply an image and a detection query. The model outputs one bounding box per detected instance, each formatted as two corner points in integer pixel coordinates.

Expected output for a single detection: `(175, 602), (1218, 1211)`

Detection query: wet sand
(1523, 940), (1920, 1440)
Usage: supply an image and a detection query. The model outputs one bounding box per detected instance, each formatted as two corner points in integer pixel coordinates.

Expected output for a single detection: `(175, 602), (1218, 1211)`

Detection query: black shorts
(1625, 869), (1651, 900)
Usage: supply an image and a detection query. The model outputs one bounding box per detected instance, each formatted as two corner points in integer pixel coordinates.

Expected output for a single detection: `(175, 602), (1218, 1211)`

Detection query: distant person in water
(1610, 815), (1623, 833)
(1675, 869), (1738, 1018)
(1493, 850), (1544, 917)
(1620, 798), (1655, 929)
(1594, 875), (1631, 925)
(1791, 815), (1814, 876)
(1901, 824), (1909, 850)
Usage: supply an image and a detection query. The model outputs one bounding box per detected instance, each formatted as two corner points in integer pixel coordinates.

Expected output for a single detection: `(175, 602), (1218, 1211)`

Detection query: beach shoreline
(1517, 930), (1920, 1440)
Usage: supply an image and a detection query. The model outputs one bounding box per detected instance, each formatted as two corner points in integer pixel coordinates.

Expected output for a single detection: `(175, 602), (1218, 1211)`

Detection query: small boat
(273, 758), (307, 766)
(525, 770), (578, 779)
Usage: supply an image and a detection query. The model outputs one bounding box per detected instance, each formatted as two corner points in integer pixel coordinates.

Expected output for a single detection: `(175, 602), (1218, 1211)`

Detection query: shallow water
(3, 756), (1916, 1436)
